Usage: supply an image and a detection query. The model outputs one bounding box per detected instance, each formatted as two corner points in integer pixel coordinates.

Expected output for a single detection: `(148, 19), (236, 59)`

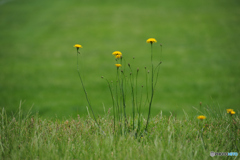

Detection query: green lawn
(0, 0), (240, 118)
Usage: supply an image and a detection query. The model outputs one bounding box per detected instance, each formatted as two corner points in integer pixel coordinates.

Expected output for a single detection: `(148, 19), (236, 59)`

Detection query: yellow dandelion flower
(115, 64), (122, 68)
(116, 55), (122, 59)
(74, 44), (82, 48)
(197, 115), (206, 120)
(230, 111), (235, 115)
(227, 109), (233, 113)
(112, 51), (122, 56)
(146, 38), (157, 44)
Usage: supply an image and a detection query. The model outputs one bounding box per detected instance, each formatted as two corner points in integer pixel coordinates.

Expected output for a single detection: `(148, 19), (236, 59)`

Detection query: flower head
(74, 44), (82, 49)
(112, 51), (122, 56)
(115, 64), (122, 68)
(230, 111), (236, 115)
(116, 55), (122, 59)
(146, 38), (157, 44)
(197, 115), (206, 120)
(227, 109), (233, 113)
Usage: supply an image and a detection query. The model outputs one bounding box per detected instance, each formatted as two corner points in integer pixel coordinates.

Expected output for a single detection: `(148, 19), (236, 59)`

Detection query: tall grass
(0, 104), (239, 159)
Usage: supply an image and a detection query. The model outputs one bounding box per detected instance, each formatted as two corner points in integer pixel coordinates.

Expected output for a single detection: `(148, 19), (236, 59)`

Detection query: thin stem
(116, 67), (121, 128)
(145, 43), (154, 131)
(121, 71), (127, 125)
(136, 69), (139, 113)
(104, 78), (115, 132)
(128, 65), (136, 131)
(135, 68), (140, 134)
(137, 86), (143, 135)
(77, 53), (100, 129)
(130, 73), (135, 131)
(143, 68), (149, 108)
(153, 45), (162, 88)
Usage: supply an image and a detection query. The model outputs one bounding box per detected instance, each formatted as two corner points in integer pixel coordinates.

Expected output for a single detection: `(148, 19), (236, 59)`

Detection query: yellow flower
(197, 115), (206, 120)
(116, 55), (121, 58)
(230, 111), (235, 115)
(74, 44), (82, 48)
(227, 109), (233, 113)
(112, 51), (122, 56)
(146, 38), (157, 44)
(115, 64), (122, 68)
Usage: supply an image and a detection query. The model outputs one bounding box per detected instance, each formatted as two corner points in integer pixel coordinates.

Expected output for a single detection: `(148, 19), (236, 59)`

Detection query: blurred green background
(0, 0), (239, 118)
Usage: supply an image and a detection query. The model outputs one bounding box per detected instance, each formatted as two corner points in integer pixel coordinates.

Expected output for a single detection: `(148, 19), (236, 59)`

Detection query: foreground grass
(1, 107), (239, 159)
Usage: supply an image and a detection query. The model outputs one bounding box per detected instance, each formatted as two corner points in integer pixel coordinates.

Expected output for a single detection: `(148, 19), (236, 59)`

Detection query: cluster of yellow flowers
(227, 109), (236, 115)
(112, 51), (122, 68)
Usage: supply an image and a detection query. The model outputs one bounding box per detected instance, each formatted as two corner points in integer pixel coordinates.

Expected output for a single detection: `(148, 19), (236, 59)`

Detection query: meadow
(0, 0), (240, 159)
(0, 1), (240, 117)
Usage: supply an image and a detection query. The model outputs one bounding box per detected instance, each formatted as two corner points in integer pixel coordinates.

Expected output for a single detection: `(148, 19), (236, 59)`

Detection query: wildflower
(146, 38), (157, 44)
(197, 115), (206, 120)
(115, 64), (122, 68)
(227, 109), (233, 113)
(74, 44), (82, 54)
(112, 51), (122, 56)
(116, 54), (122, 59)
(230, 111), (235, 115)
(74, 44), (82, 49)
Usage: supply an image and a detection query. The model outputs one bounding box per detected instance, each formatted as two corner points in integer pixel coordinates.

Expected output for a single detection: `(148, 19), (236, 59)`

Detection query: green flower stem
(135, 69), (139, 114)
(145, 43), (154, 131)
(130, 72), (135, 131)
(77, 52), (100, 129)
(120, 71), (127, 127)
(116, 67), (121, 126)
(153, 45), (162, 89)
(143, 67), (149, 108)
(120, 58), (127, 123)
(128, 65), (136, 131)
(104, 78), (116, 132)
(137, 86), (143, 135)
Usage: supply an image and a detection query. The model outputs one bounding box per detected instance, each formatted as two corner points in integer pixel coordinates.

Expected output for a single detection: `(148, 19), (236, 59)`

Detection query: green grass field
(0, 0), (240, 118)
(0, 106), (239, 159)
